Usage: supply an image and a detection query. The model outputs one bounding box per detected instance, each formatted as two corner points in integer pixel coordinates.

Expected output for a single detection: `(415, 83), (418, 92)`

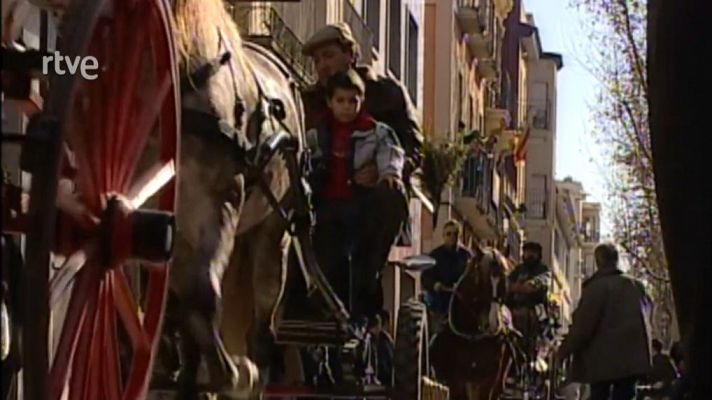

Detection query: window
(405, 12), (419, 105)
(530, 82), (550, 129)
(388, 0), (402, 78)
(527, 174), (547, 219)
(364, 0), (380, 52)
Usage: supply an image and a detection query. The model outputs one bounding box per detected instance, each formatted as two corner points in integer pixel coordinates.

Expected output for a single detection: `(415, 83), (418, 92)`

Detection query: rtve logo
(42, 51), (99, 80)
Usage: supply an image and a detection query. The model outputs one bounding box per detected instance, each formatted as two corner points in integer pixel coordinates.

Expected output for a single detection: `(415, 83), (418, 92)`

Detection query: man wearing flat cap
(301, 23), (423, 167)
(300, 23), (423, 321)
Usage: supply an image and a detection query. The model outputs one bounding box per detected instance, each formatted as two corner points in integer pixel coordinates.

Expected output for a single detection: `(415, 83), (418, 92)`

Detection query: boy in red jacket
(306, 70), (407, 320)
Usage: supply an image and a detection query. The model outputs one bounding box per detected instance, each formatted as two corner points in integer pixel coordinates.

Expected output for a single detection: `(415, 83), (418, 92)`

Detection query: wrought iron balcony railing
(461, 153), (495, 215)
(506, 224), (521, 263)
(526, 189), (547, 219)
(231, 4), (315, 86)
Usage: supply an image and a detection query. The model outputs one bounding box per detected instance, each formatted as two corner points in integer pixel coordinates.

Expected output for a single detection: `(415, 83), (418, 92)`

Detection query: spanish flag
(513, 126), (531, 163)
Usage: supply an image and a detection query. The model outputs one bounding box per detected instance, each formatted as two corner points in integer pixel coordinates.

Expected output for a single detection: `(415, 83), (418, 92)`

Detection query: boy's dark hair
(325, 69), (366, 99)
(523, 241), (543, 255)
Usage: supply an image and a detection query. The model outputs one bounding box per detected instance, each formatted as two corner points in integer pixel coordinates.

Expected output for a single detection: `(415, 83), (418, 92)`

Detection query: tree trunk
(647, 0), (711, 396)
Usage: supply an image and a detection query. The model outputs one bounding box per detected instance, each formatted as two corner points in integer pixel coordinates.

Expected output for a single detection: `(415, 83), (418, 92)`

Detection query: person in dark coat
(422, 220), (473, 333)
(506, 241), (552, 347)
(556, 243), (653, 400)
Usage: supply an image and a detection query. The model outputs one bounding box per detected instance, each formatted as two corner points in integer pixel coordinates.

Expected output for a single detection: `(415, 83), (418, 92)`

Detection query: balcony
(342, 0), (374, 64)
(456, 0), (485, 34)
(505, 220), (522, 263)
(528, 99), (551, 130)
(477, 58), (498, 80)
(456, 154), (499, 240)
(232, 4), (315, 86)
(493, 128), (520, 155)
(526, 189), (547, 219)
(493, 0), (514, 19)
(465, 31), (494, 60)
(485, 107), (510, 135)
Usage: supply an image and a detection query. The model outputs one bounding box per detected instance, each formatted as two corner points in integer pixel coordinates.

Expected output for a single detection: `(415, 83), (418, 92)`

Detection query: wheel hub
(103, 196), (174, 267)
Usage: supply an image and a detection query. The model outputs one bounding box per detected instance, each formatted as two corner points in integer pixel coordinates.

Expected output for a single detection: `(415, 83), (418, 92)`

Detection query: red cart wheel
(22, 0), (180, 399)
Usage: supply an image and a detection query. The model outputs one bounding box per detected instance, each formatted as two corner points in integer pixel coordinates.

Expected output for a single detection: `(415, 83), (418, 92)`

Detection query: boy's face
(327, 87), (363, 123)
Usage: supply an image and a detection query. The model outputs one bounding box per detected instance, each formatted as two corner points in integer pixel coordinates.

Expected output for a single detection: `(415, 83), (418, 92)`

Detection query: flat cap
(302, 23), (359, 56)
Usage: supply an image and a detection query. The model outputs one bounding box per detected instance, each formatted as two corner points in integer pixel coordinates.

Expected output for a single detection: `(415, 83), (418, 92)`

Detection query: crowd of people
(297, 21), (689, 398)
(420, 222), (689, 400)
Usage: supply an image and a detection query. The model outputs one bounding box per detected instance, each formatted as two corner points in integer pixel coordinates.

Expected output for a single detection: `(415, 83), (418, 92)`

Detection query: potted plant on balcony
(418, 134), (468, 226)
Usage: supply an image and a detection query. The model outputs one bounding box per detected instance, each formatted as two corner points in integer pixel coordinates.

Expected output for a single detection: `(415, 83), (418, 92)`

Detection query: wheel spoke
(116, 71), (172, 191)
(112, 270), (150, 353)
(103, 273), (123, 400)
(67, 276), (100, 400)
(84, 282), (107, 400)
(49, 243), (96, 307)
(49, 263), (100, 400)
(67, 98), (103, 212)
(110, 4), (150, 189)
(127, 159), (175, 209)
(122, 268), (169, 400)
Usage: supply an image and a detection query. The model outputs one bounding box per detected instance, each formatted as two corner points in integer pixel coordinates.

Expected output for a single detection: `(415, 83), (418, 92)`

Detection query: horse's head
(464, 247), (508, 302)
(171, 0), (303, 239)
(450, 247), (509, 337)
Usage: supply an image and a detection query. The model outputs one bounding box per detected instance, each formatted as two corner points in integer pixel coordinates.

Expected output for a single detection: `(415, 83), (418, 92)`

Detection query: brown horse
(430, 247), (515, 400)
(165, 0), (303, 397)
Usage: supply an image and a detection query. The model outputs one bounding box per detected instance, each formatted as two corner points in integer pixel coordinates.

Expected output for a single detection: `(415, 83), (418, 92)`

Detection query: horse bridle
(179, 30), (304, 223)
(450, 250), (506, 340)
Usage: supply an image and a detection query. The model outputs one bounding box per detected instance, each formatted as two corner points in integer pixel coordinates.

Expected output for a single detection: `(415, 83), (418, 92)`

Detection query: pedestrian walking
(556, 243), (653, 400)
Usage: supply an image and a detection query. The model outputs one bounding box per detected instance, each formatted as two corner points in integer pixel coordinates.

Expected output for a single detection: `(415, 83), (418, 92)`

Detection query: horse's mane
(173, 0), (256, 99)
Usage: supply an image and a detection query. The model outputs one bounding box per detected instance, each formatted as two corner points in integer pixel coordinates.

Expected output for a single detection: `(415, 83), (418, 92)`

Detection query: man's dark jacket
(301, 65), (424, 167)
(422, 244), (472, 314)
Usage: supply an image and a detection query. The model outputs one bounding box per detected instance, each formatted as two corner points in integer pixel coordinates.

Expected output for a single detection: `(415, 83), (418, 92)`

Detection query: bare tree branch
(617, 0), (648, 97)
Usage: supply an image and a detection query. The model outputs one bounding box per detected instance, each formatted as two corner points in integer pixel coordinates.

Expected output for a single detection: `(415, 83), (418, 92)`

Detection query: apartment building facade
(581, 201), (602, 279)
(433, 0), (522, 261)
(422, 0), (511, 251)
(554, 178), (586, 312)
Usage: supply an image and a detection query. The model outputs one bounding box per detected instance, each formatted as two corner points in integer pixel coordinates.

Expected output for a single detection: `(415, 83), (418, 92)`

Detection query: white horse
(169, 0), (303, 397)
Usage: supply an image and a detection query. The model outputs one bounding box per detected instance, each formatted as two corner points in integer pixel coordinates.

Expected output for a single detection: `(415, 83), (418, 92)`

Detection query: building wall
(423, 0), (498, 251)
(581, 201), (602, 279)
(556, 178), (586, 305)
(524, 57), (558, 268)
